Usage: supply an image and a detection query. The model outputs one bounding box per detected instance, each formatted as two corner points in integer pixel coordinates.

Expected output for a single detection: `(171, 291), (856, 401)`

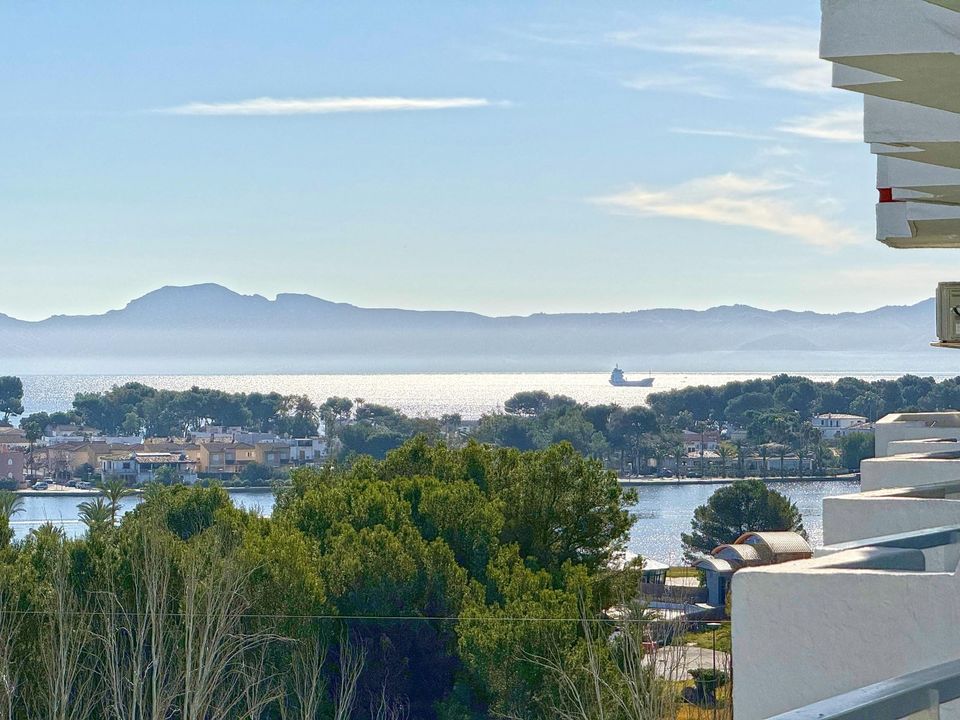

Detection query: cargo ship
(609, 366), (654, 387)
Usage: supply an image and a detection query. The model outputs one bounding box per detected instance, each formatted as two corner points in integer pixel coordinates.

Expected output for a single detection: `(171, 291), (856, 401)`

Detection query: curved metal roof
(713, 543), (763, 565)
(694, 557), (735, 574)
(735, 531), (812, 557)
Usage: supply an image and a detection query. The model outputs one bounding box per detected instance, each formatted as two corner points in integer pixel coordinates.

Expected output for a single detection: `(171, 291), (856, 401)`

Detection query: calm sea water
(11, 481), (859, 562)
(16, 371), (950, 421)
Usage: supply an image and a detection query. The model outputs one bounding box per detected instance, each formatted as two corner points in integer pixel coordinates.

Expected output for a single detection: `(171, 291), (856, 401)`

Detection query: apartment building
(197, 442), (256, 475)
(735, 2), (960, 717)
(0, 450), (25, 488)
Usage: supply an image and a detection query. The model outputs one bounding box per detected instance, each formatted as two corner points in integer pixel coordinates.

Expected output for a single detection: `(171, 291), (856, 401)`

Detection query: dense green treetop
(681, 479), (805, 560)
(0, 376), (24, 425)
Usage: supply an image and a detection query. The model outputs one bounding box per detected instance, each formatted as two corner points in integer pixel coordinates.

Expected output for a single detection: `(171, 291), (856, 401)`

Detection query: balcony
(733, 523), (960, 718)
(767, 657), (960, 719)
(822, 0), (960, 250)
(822, 0), (960, 114)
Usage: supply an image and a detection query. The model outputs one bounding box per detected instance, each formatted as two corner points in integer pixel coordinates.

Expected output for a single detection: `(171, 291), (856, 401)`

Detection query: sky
(1, 0), (954, 320)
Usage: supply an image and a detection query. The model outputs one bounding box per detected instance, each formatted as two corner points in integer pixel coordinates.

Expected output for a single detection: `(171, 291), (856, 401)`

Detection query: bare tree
(370, 685), (409, 720)
(524, 599), (684, 720)
(0, 587), (22, 720)
(281, 635), (329, 720)
(239, 645), (284, 720)
(280, 633), (365, 720)
(93, 526), (179, 720)
(333, 638), (364, 720)
(37, 552), (96, 720)
(178, 542), (273, 720)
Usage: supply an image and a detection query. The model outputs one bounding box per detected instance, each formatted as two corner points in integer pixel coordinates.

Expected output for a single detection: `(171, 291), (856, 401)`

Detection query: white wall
(733, 563), (960, 719)
(861, 454), (960, 491)
(875, 414), (960, 457)
(887, 439), (960, 456)
(823, 491), (960, 544)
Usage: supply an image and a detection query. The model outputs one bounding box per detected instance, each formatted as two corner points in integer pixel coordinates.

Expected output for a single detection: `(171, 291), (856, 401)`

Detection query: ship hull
(609, 378), (654, 387)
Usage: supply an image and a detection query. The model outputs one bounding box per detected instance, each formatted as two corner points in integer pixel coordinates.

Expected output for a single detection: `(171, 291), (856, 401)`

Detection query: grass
(679, 624), (731, 654)
(667, 566), (699, 578)
(670, 680), (732, 720)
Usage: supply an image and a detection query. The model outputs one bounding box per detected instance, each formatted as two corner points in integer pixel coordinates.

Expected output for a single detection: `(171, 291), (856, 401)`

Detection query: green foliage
(839, 431), (875, 471)
(681, 479), (805, 560)
(0, 376), (24, 425)
(152, 464), (182, 485)
(239, 461), (274, 485)
(69, 383), (324, 438)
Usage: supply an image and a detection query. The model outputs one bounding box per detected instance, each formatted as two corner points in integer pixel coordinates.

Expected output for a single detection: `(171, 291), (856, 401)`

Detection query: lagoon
(11, 480), (859, 563)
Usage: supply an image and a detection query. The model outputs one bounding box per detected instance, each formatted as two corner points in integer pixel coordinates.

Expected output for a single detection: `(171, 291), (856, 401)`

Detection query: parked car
(32, 481), (49, 490)
(658, 470), (675, 478)
(65, 479), (78, 488)
(77, 481), (93, 490)
(686, 471), (701, 479)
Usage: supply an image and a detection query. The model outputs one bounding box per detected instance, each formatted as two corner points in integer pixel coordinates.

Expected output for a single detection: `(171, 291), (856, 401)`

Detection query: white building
(288, 438), (328, 464)
(811, 413), (869, 439)
(100, 451), (198, 485)
(681, 430), (720, 454)
(734, 2), (960, 718)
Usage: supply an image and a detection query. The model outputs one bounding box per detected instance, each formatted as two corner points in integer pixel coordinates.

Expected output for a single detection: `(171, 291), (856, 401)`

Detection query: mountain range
(0, 284), (945, 374)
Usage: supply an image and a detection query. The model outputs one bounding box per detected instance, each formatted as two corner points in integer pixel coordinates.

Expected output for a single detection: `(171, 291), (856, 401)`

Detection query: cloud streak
(592, 173), (860, 250)
(621, 73), (728, 99)
(779, 108), (863, 142)
(156, 96), (501, 116)
(670, 128), (775, 141)
(609, 18), (831, 95)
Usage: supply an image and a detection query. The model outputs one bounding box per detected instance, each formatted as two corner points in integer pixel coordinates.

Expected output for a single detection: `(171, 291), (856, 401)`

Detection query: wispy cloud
(779, 108), (863, 142)
(592, 173), (860, 250)
(156, 96), (501, 116)
(622, 73), (728, 99)
(609, 18), (831, 95)
(670, 128), (775, 141)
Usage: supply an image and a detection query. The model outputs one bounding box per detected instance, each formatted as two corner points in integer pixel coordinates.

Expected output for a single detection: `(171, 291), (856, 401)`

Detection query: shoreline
(619, 474), (860, 487)
(14, 484), (276, 498)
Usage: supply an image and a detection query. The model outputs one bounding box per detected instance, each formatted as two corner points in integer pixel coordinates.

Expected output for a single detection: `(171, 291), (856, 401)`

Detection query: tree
(240, 462), (273, 485)
(99, 476), (134, 525)
(504, 391), (552, 417)
(608, 407), (658, 477)
(121, 412), (143, 437)
(839, 432), (875, 471)
(0, 491), (24, 546)
(152, 464), (182, 486)
(681, 478), (805, 560)
(78, 497), (113, 533)
(716, 442), (734, 478)
(0, 377), (24, 426)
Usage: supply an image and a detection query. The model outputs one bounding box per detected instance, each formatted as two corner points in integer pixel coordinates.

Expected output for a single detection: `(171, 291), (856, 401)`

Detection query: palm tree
(99, 476), (134, 525)
(759, 444), (769, 478)
(78, 497), (113, 533)
(0, 491), (24, 523)
(717, 443), (734, 478)
(735, 439), (747, 477)
(672, 443), (685, 478)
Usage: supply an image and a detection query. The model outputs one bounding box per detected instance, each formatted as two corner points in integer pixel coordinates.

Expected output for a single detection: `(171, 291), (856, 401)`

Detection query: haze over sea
(18, 370), (957, 421)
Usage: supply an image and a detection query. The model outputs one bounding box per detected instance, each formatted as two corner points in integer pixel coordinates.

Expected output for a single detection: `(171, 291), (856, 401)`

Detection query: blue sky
(0, 1), (948, 320)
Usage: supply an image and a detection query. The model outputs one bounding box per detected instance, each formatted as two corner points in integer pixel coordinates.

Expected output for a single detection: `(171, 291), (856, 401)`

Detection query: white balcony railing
(767, 657), (960, 719)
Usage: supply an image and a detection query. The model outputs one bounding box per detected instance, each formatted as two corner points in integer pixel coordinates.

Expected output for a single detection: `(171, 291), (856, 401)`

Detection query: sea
(10, 372), (886, 561)
(16, 371), (954, 421)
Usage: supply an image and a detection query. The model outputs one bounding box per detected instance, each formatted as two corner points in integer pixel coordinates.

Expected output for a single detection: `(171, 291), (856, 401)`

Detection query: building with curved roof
(712, 543), (763, 567)
(695, 531), (812, 609)
(734, 531), (813, 564)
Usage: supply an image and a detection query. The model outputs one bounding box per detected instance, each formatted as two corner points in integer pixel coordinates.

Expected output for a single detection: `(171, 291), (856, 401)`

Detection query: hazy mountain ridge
(0, 284), (940, 373)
